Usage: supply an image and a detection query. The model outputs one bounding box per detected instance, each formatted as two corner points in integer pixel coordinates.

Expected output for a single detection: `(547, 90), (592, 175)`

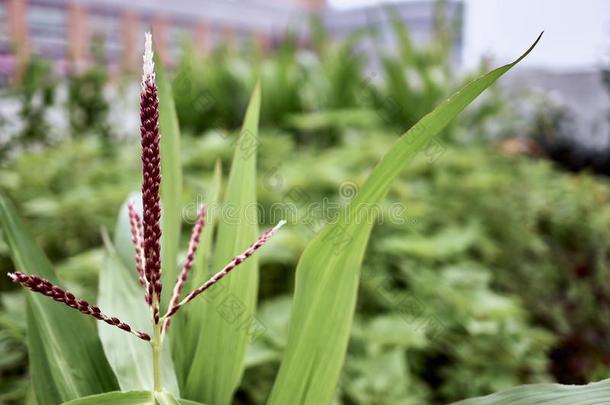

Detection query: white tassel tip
(142, 32), (155, 82)
(273, 220), (287, 232)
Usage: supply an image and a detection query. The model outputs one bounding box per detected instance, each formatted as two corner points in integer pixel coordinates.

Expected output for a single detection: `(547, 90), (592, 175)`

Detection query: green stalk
(152, 321), (162, 392)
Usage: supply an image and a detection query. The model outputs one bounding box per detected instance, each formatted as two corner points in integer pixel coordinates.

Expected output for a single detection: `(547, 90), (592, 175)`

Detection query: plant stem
(152, 321), (162, 392)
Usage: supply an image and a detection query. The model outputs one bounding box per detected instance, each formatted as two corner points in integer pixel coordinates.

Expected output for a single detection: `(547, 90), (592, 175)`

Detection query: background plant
(6, 57), (57, 155)
(66, 36), (112, 141)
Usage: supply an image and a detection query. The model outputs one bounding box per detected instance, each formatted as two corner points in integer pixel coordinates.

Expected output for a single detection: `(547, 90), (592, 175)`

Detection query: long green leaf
(0, 194), (119, 404)
(453, 378), (610, 404)
(62, 391), (153, 405)
(97, 200), (179, 394)
(190, 161), (223, 289)
(173, 161), (223, 389)
(267, 34), (543, 405)
(61, 390), (201, 405)
(155, 54), (183, 309)
(184, 84), (261, 404)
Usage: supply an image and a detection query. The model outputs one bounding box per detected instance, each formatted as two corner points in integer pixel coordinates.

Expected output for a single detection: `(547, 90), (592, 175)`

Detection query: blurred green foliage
(66, 38), (112, 140)
(3, 128), (610, 403)
(1, 37), (113, 159)
(171, 13), (501, 147)
(9, 57), (57, 154)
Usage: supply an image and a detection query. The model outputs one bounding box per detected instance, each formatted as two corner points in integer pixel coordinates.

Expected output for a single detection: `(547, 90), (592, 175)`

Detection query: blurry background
(1, 0), (610, 404)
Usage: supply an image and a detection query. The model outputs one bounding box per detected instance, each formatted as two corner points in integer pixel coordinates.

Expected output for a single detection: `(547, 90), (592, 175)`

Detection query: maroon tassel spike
(8, 271), (151, 341)
(140, 32), (162, 323)
(164, 205), (207, 331)
(163, 220), (285, 321)
(128, 200), (150, 305)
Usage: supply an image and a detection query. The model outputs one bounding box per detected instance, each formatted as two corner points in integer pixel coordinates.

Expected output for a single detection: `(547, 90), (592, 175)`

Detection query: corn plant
(10, 57), (56, 151)
(4, 31), (604, 405)
(66, 37), (112, 140)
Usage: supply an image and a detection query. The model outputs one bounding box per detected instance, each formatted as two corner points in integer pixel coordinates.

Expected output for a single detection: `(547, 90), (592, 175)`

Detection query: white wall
(329, 0), (610, 71)
(463, 0), (610, 71)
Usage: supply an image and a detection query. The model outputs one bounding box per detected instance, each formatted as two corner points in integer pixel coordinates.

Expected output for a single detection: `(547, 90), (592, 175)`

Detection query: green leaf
(154, 391), (182, 405)
(173, 161), (223, 389)
(184, 84), (261, 404)
(267, 34), (543, 405)
(378, 222), (481, 259)
(61, 390), (202, 405)
(0, 193), (119, 404)
(96, 199), (179, 395)
(62, 391), (153, 405)
(155, 54), (183, 309)
(190, 161), (224, 289)
(453, 378), (610, 405)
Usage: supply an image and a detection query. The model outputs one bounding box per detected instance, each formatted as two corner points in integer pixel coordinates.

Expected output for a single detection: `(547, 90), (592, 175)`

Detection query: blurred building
(323, 1), (462, 65)
(0, 0), (462, 82)
(0, 0), (321, 76)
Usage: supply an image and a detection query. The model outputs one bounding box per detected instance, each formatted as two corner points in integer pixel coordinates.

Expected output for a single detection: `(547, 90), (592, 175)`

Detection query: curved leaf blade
(184, 84), (261, 404)
(268, 34), (543, 405)
(453, 378), (610, 405)
(0, 194), (119, 404)
(62, 391), (153, 405)
(173, 161), (223, 389)
(61, 390), (201, 405)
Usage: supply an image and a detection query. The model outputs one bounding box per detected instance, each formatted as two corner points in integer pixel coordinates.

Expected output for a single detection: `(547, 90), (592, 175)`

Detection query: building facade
(0, 0), (461, 81)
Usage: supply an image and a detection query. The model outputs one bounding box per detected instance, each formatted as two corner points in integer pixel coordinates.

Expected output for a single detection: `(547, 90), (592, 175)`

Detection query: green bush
(6, 124), (610, 403)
